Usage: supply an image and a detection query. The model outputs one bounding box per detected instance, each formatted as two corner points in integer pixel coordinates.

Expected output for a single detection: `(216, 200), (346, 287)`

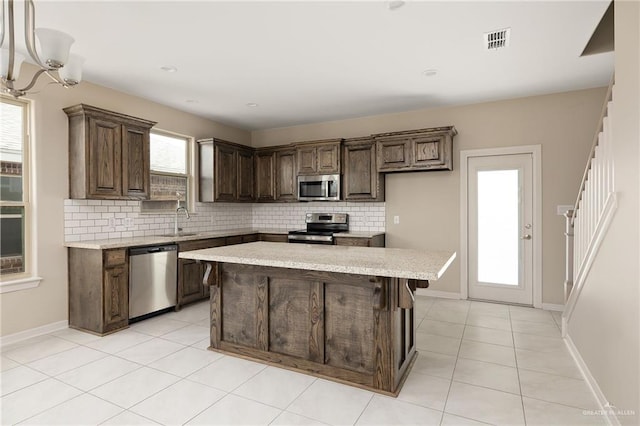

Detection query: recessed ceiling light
(422, 69), (438, 77)
(246, 103), (259, 107)
(160, 65), (177, 73)
(388, 1), (405, 11)
(185, 99), (198, 103)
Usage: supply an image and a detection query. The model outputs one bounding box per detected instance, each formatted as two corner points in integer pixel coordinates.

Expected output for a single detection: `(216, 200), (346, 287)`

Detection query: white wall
(566, 1), (640, 424)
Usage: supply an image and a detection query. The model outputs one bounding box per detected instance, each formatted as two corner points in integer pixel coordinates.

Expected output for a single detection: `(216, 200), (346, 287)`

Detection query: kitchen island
(179, 241), (455, 395)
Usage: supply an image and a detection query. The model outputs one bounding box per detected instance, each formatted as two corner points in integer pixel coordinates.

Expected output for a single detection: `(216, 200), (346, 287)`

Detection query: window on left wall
(140, 130), (192, 213)
(0, 97), (31, 280)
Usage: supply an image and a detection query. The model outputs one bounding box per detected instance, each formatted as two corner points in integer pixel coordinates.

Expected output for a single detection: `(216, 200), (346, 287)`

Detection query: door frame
(460, 145), (543, 308)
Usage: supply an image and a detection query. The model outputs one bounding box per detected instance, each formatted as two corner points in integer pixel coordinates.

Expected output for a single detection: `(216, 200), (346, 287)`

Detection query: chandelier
(0, 0), (83, 98)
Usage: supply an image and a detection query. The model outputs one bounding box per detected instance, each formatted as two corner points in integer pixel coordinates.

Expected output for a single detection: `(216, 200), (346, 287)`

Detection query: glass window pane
(0, 102), (24, 202)
(150, 133), (186, 174)
(477, 169), (519, 285)
(0, 206), (25, 274)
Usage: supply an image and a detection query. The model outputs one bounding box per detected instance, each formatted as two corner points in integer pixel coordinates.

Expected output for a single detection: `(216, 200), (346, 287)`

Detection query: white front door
(467, 153), (534, 305)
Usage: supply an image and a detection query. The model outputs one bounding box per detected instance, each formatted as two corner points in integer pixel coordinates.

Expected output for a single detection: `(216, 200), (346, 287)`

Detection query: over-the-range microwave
(297, 174), (340, 201)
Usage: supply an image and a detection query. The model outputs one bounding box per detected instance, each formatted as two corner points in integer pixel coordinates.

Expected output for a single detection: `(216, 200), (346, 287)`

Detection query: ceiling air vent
(484, 28), (511, 50)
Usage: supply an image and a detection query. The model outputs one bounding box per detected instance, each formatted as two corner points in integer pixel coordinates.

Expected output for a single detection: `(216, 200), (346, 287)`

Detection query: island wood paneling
(205, 262), (416, 395)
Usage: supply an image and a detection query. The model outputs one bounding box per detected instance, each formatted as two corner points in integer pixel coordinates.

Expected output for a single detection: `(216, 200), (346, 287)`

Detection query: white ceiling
(30, 0), (613, 130)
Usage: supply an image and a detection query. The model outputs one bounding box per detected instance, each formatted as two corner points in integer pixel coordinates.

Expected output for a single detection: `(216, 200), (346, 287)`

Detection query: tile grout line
(510, 306), (529, 426)
(438, 302), (470, 425)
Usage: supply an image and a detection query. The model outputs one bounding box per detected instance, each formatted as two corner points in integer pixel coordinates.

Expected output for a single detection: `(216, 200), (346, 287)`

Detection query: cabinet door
(215, 144), (237, 201)
(377, 139), (411, 172)
(334, 237), (370, 247)
(255, 151), (276, 202)
(317, 143), (340, 174)
(122, 124), (150, 199)
(411, 134), (452, 170)
(178, 259), (205, 306)
(343, 141), (383, 201)
(276, 149), (297, 201)
(88, 117), (122, 198)
(103, 264), (128, 332)
(297, 146), (317, 175)
(237, 149), (255, 201)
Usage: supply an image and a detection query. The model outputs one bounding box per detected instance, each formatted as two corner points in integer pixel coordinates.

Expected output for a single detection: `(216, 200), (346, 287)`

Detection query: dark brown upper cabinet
(342, 137), (384, 202)
(64, 104), (156, 200)
(275, 147), (298, 201)
(374, 126), (457, 172)
(254, 148), (277, 202)
(198, 138), (255, 202)
(295, 139), (342, 175)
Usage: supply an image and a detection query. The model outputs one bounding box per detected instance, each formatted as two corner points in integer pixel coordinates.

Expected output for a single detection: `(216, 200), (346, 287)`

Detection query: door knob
(521, 234), (532, 240)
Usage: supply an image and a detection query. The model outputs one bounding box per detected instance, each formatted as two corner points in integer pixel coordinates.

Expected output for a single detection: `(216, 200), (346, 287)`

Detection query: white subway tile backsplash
(63, 199), (384, 242)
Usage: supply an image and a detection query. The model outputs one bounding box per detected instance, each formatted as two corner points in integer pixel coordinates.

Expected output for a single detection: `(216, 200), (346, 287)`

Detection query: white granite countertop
(180, 241), (455, 281)
(64, 228), (386, 249)
(64, 228), (290, 250)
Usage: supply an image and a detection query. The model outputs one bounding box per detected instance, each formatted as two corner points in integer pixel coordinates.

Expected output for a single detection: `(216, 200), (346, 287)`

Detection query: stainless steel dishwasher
(128, 244), (178, 320)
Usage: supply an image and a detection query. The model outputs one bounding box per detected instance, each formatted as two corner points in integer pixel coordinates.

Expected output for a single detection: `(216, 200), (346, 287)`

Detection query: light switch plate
(393, 215), (400, 224)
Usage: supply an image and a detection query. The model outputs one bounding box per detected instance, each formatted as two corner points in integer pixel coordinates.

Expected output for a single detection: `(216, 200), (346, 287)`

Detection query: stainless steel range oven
(288, 213), (348, 245)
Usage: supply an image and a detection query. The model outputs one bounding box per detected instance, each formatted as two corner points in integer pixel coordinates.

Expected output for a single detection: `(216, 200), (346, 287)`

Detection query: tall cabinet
(198, 139), (254, 202)
(64, 104), (156, 200)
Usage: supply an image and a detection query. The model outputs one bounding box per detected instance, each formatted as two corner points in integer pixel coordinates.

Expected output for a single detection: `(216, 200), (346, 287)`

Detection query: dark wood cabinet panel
(215, 143), (238, 202)
(88, 117), (122, 198)
(225, 235), (244, 245)
(259, 233), (288, 243)
(295, 139), (341, 175)
(206, 262), (417, 395)
(276, 149), (297, 201)
(343, 137), (384, 201)
(254, 150), (276, 202)
(237, 148), (255, 201)
(69, 247), (129, 335)
(376, 140), (411, 171)
(374, 126), (456, 172)
(177, 237), (226, 308)
(297, 145), (317, 175)
(317, 143), (340, 173)
(65, 104), (155, 200)
(198, 139), (255, 203)
(103, 263), (129, 332)
(122, 125), (150, 199)
(178, 259), (204, 306)
(334, 234), (385, 247)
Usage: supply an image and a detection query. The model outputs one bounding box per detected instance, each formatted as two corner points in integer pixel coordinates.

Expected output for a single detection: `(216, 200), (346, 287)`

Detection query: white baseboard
(0, 320), (68, 349)
(415, 289), (461, 299)
(542, 303), (565, 312)
(565, 334), (619, 426)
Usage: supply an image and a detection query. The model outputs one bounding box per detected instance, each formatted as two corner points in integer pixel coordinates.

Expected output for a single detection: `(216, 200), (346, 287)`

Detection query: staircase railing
(562, 75), (617, 332)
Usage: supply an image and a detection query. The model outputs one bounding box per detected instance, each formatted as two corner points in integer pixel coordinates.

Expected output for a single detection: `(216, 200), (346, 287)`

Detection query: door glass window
(477, 169), (519, 285)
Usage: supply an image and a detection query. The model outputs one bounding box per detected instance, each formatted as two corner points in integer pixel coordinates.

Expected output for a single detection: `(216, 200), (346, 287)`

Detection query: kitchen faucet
(174, 193), (190, 234)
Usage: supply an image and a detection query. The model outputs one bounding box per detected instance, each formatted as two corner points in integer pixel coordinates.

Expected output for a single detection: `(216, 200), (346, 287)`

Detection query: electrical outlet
(393, 215), (400, 224)
(124, 217), (133, 227)
(108, 217), (116, 227)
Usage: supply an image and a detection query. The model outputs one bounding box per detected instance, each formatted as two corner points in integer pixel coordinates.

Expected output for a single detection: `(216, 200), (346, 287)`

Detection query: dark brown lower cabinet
(69, 248), (129, 335)
(258, 233), (288, 243)
(334, 234), (385, 247)
(205, 262), (417, 395)
(177, 238), (227, 308)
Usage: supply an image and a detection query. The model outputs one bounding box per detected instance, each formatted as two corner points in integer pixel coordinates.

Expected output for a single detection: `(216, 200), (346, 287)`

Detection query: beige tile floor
(0, 297), (606, 425)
